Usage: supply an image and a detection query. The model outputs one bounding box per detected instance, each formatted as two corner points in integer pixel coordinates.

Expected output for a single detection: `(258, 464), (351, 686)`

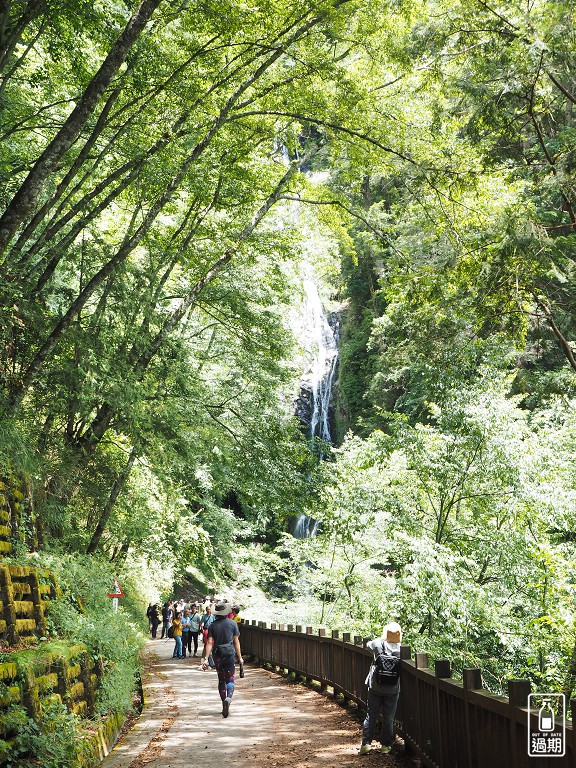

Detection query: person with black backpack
(202, 602), (243, 718)
(359, 622), (402, 755)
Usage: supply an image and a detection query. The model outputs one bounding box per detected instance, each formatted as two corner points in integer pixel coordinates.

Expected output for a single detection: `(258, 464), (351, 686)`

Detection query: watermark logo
(528, 693), (565, 757)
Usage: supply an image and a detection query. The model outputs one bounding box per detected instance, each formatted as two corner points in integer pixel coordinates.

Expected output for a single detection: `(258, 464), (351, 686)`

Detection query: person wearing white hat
(359, 621), (402, 755)
(202, 602), (243, 718)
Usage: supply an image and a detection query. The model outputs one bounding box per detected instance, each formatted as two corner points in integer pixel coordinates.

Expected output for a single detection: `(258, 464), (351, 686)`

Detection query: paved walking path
(101, 639), (415, 768)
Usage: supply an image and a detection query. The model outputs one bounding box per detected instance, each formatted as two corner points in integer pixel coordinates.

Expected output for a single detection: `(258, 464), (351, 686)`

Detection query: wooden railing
(240, 621), (575, 768)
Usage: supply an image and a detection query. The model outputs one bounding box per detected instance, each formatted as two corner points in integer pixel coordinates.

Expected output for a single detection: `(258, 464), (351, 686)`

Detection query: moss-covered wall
(0, 564), (55, 645)
(0, 472), (37, 557)
(0, 641), (123, 766)
(0, 480), (125, 766)
(0, 564), (123, 766)
(77, 711), (124, 768)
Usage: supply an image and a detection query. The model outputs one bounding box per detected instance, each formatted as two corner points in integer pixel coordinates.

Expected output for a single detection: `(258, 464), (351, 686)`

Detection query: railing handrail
(240, 620), (575, 768)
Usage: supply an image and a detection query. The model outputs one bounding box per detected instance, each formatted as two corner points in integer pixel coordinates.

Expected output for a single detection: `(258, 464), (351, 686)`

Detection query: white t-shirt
(365, 638), (401, 694)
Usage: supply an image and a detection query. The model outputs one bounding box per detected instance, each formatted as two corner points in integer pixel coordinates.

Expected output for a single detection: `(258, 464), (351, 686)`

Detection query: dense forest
(0, 0), (575, 755)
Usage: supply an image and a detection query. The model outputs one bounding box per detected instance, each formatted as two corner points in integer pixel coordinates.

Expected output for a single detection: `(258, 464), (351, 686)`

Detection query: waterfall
(292, 276), (339, 538)
(292, 514), (319, 538)
(306, 276), (339, 445)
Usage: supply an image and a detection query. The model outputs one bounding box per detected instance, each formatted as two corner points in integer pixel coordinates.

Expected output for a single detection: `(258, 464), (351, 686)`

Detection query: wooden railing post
(435, 660), (450, 676)
(330, 630), (339, 689)
(508, 679), (530, 768)
(571, 700), (576, 761)
(435, 660), (451, 767)
(318, 629), (327, 691)
(303, 627), (313, 682)
(415, 652), (429, 668)
(463, 669), (482, 768)
(412, 653), (429, 757)
(398, 646), (413, 754)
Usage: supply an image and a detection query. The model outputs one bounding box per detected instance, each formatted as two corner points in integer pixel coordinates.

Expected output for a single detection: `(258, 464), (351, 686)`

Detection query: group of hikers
(146, 596), (243, 718)
(146, 599), (402, 749)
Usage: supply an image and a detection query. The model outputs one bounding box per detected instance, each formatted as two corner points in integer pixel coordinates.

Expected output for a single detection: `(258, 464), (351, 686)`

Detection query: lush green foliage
(1, 0), (576, 725)
(0, 0), (352, 569)
(30, 553), (146, 715)
(0, 700), (77, 768)
(0, 552), (148, 765)
(273, 375), (575, 690)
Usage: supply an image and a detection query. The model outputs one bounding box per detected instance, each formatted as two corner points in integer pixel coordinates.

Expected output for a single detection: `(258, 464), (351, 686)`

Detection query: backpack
(213, 641), (235, 659)
(167, 625), (174, 639)
(373, 641), (400, 686)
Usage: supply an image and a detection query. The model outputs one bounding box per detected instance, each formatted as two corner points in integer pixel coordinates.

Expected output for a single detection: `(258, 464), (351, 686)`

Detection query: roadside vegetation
(0, 6), (574, 762)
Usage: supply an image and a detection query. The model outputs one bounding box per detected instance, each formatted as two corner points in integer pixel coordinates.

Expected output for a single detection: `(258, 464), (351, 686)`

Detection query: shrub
(0, 702), (77, 768)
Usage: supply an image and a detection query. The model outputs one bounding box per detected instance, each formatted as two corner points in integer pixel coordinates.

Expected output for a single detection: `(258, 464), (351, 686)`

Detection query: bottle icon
(539, 699), (554, 731)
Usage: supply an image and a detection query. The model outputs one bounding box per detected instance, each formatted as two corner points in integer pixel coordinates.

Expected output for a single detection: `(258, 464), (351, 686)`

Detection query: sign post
(107, 578), (124, 614)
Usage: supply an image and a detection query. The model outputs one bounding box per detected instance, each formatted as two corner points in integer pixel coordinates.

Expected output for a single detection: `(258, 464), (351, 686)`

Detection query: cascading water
(292, 276), (339, 538)
(307, 276), (339, 447)
(292, 514), (319, 538)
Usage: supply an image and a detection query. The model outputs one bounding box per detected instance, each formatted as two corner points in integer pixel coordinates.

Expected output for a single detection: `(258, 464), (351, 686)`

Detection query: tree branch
(228, 110), (415, 163)
(535, 297), (576, 372)
(0, 0), (164, 257)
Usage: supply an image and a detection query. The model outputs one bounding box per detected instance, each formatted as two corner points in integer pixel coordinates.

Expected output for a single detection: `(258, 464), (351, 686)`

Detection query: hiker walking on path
(171, 612), (183, 659)
(202, 601), (243, 718)
(359, 621), (402, 755)
(181, 608), (192, 657)
(200, 604), (215, 662)
(161, 601), (172, 639)
(148, 603), (160, 639)
(189, 602), (202, 656)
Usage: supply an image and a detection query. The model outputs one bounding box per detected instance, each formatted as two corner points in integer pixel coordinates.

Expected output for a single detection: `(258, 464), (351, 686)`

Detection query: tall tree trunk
(10, 85), (124, 257)
(110, 537), (131, 562)
(86, 446), (138, 554)
(6, 10), (330, 410)
(0, 0), (43, 72)
(0, 0), (163, 257)
(79, 155), (306, 450)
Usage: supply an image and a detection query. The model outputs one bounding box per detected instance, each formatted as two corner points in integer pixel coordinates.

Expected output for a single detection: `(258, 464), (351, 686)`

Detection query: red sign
(107, 580), (124, 598)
